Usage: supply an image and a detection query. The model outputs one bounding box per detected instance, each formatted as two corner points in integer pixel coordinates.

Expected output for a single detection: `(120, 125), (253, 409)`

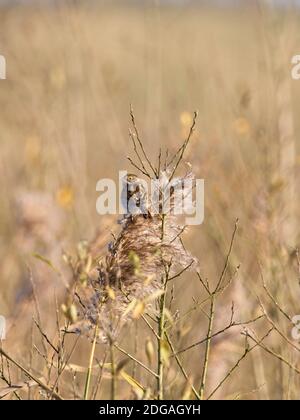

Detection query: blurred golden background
(0, 0), (300, 400)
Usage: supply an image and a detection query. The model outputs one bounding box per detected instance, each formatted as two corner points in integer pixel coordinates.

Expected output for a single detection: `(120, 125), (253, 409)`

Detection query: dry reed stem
(0, 346), (63, 400)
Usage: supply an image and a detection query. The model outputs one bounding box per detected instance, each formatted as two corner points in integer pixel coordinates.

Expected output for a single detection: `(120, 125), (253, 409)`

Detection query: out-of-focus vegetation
(0, 1), (300, 400)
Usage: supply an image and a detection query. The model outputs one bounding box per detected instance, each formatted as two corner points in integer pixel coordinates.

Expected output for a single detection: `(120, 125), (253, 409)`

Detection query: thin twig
(168, 111), (198, 182)
(127, 156), (151, 179)
(114, 344), (158, 378)
(174, 315), (264, 357)
(259, 266), (292, 322)
(33, 318), (58, 354)
(207, 328), (273, 400)
(214, 219), (239, 293)
(129, 128), (148, 174)
(130, 105), (157, 177)
(165, 332), (200, 400)
(199, 295), (215, 399)
(246, 330), (300, 375)
(110, 339), (116, 400)
(0, 347), (63, 400)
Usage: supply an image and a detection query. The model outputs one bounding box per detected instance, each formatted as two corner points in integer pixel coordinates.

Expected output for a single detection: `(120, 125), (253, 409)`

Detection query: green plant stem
(157, 214), (167, 400)
(83, 324), (98, 400)
(114, 344), (158, 378)
(157, 287), (166, 400)
(165, 332), (201, 400)
(199, 294), (215, 399)
(110, 340), (116, 400)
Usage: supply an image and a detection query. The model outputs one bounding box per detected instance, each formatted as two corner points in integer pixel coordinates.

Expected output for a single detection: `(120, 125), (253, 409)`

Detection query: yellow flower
(49, 66), (66, 90)
(233, 117), (250, 135)
(180, 111), (193, 128)
(180, 111), (195, 139)
(56, 186), (74, 209)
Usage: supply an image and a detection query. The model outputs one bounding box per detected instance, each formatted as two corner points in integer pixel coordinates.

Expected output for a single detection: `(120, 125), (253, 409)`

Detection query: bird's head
(123, 173), (139, 186)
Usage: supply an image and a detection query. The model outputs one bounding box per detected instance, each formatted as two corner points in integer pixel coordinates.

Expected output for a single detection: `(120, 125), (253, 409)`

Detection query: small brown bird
(121, 173), (150, 218)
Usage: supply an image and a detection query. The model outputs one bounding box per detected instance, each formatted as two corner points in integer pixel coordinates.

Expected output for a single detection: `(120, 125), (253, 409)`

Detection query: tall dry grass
(0, 0), (300, 400)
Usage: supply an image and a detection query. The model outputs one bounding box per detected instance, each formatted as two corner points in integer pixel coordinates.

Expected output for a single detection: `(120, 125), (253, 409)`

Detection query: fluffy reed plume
(71, 199), (195, 340)
(66, 110), (198, 342)
(104, 214), (195, 296)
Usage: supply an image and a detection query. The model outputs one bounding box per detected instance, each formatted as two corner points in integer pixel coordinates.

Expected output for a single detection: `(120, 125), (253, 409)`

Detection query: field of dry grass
(0, 0), (300, 400)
